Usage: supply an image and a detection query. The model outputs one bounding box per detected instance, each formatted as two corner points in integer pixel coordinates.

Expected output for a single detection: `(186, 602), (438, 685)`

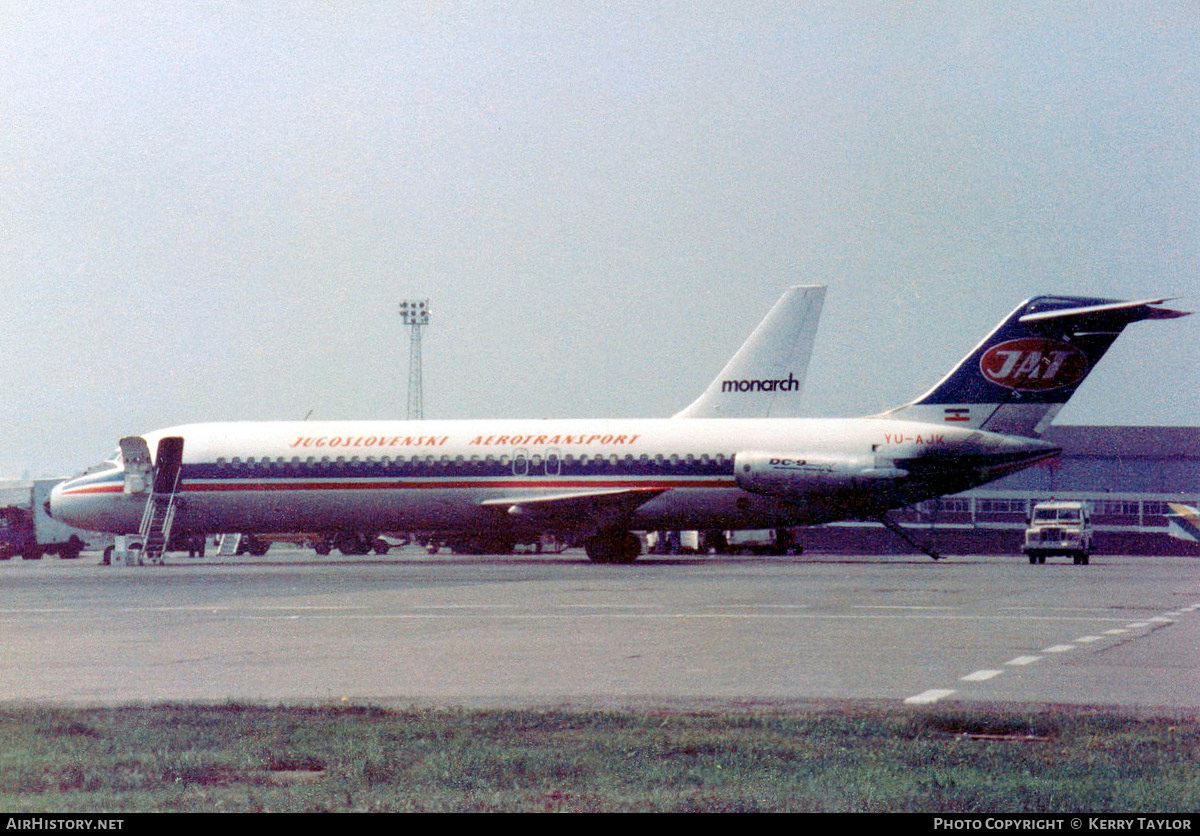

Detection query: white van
(1023, 501), (1092, 565)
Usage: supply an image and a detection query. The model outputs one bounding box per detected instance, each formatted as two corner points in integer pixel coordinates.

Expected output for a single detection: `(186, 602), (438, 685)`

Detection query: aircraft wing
(482, 487), (667, 531)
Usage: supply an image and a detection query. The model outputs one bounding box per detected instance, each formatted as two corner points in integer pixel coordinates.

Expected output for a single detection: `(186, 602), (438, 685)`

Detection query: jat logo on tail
(979, 339), (1088, 391)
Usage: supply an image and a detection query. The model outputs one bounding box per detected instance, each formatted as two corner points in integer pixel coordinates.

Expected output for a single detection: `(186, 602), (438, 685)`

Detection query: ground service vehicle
(1023, 500), (1092, 564)
(0, 479), (109, 560)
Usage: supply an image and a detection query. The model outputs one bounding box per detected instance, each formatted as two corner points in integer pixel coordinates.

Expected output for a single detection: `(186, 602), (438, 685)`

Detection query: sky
(1, 2), (1197, 478)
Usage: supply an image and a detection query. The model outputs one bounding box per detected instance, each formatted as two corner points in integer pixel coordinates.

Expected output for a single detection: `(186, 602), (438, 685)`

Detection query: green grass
(0, 703), (1198, 812)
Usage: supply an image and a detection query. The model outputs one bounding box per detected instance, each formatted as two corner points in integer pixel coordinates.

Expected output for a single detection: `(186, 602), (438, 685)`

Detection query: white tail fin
(674, 285), (825, 419)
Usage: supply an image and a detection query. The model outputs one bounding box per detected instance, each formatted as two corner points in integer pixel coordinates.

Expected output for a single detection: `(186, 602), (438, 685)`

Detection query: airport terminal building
(803, 425), (1200, 556)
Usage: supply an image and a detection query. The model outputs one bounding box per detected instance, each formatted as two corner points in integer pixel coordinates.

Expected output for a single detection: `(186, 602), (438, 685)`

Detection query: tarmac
(1, 547), (1198, 711)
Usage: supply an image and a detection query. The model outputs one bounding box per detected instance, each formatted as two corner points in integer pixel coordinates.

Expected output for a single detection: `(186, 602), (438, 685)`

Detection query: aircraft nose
(47, 480), (66, 521)
(45, 469), (142, 534)
(47, 476), (99, 529)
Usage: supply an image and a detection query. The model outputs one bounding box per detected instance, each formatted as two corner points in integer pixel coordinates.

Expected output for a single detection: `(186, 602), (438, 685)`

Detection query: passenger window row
(203, 452), (732, 473)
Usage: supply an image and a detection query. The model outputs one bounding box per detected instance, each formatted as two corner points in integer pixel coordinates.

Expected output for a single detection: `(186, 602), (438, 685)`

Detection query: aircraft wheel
(335, 532), (371, 556)
(701, 530), (728, 555)
(585, 532), (640, 564)
(773, 529), (795, 556)
(617, 532), (641, 563)
(102, 545), (114, 565)
(314, 541), (331, 556)
(584, 535), (613, 563)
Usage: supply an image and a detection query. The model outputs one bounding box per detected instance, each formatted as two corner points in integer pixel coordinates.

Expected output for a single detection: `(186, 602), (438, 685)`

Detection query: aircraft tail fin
(674, 285), (825, 419)
(879, 296), (1190, 437)
(1168, 504), (1200, 544)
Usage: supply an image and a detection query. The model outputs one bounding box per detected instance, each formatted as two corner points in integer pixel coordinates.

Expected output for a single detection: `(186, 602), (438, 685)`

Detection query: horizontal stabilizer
(880, 295), (1191, 437)
(1018, 297), (1189, 325)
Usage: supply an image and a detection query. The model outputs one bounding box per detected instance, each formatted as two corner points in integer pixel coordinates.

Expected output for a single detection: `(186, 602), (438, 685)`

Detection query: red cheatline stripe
(61, 484), (124, 496)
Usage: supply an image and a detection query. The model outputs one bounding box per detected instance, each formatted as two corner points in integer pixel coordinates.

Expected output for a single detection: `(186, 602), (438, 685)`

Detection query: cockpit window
(79, 449), (123, 477)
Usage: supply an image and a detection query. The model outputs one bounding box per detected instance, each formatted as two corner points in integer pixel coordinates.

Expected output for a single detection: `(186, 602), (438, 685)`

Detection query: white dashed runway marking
(1006, 656), (1042, 666)
(904, 602), (1200, 705)
(905, 689), (956, 705)
(960, 670), (1002, 682)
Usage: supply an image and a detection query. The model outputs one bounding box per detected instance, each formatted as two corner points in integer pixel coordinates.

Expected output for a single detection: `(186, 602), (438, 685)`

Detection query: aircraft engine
(733, 451), (908, 500)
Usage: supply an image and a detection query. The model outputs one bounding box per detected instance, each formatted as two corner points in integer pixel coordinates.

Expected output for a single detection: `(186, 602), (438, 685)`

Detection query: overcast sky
(2, 2), (1197, 478)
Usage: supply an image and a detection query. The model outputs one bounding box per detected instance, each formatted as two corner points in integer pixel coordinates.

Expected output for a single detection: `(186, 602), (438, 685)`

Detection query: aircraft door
(119, 437), (153, 495)
(153, 437), (185, 494)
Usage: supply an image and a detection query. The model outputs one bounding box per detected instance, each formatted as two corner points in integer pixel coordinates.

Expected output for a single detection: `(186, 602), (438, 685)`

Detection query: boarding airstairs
(139, 437), (184, 564)
(118, 436), (185, 566)
(138, 490), (179, 564)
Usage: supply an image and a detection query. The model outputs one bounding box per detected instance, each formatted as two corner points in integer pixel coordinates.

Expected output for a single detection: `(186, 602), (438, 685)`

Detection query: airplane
(1167, 504), (1200, 544)
(49, 293), (1187, 564)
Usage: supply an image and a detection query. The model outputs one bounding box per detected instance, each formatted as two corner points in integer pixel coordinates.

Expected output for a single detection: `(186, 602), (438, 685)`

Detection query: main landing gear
(584, 531), (641, 564)
(314, 531), (391, 556)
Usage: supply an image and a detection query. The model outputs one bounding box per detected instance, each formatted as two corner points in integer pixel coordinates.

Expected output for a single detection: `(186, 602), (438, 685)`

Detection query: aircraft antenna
(399, 299), (429, 420)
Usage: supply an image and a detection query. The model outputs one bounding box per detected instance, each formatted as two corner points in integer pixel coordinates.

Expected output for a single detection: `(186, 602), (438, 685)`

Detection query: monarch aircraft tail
(879, 296), (1190, 437)
(674, 285), (825, 418)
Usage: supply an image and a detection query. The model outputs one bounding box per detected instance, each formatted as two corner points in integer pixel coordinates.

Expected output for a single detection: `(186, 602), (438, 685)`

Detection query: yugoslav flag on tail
(879, 296), (1190, 437)
(1167, 504), (1200, 544)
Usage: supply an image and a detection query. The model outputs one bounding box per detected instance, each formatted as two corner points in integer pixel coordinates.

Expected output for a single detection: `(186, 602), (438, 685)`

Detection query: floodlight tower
(399, 299), (430, 420)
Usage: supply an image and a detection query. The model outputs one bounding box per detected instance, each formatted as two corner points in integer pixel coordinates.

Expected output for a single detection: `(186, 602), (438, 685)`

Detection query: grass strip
(0, 702), (1197, 812)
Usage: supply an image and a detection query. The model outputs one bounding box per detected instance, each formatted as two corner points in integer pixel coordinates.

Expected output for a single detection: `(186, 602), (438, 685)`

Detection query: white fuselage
(50, 416), (1058, 538)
